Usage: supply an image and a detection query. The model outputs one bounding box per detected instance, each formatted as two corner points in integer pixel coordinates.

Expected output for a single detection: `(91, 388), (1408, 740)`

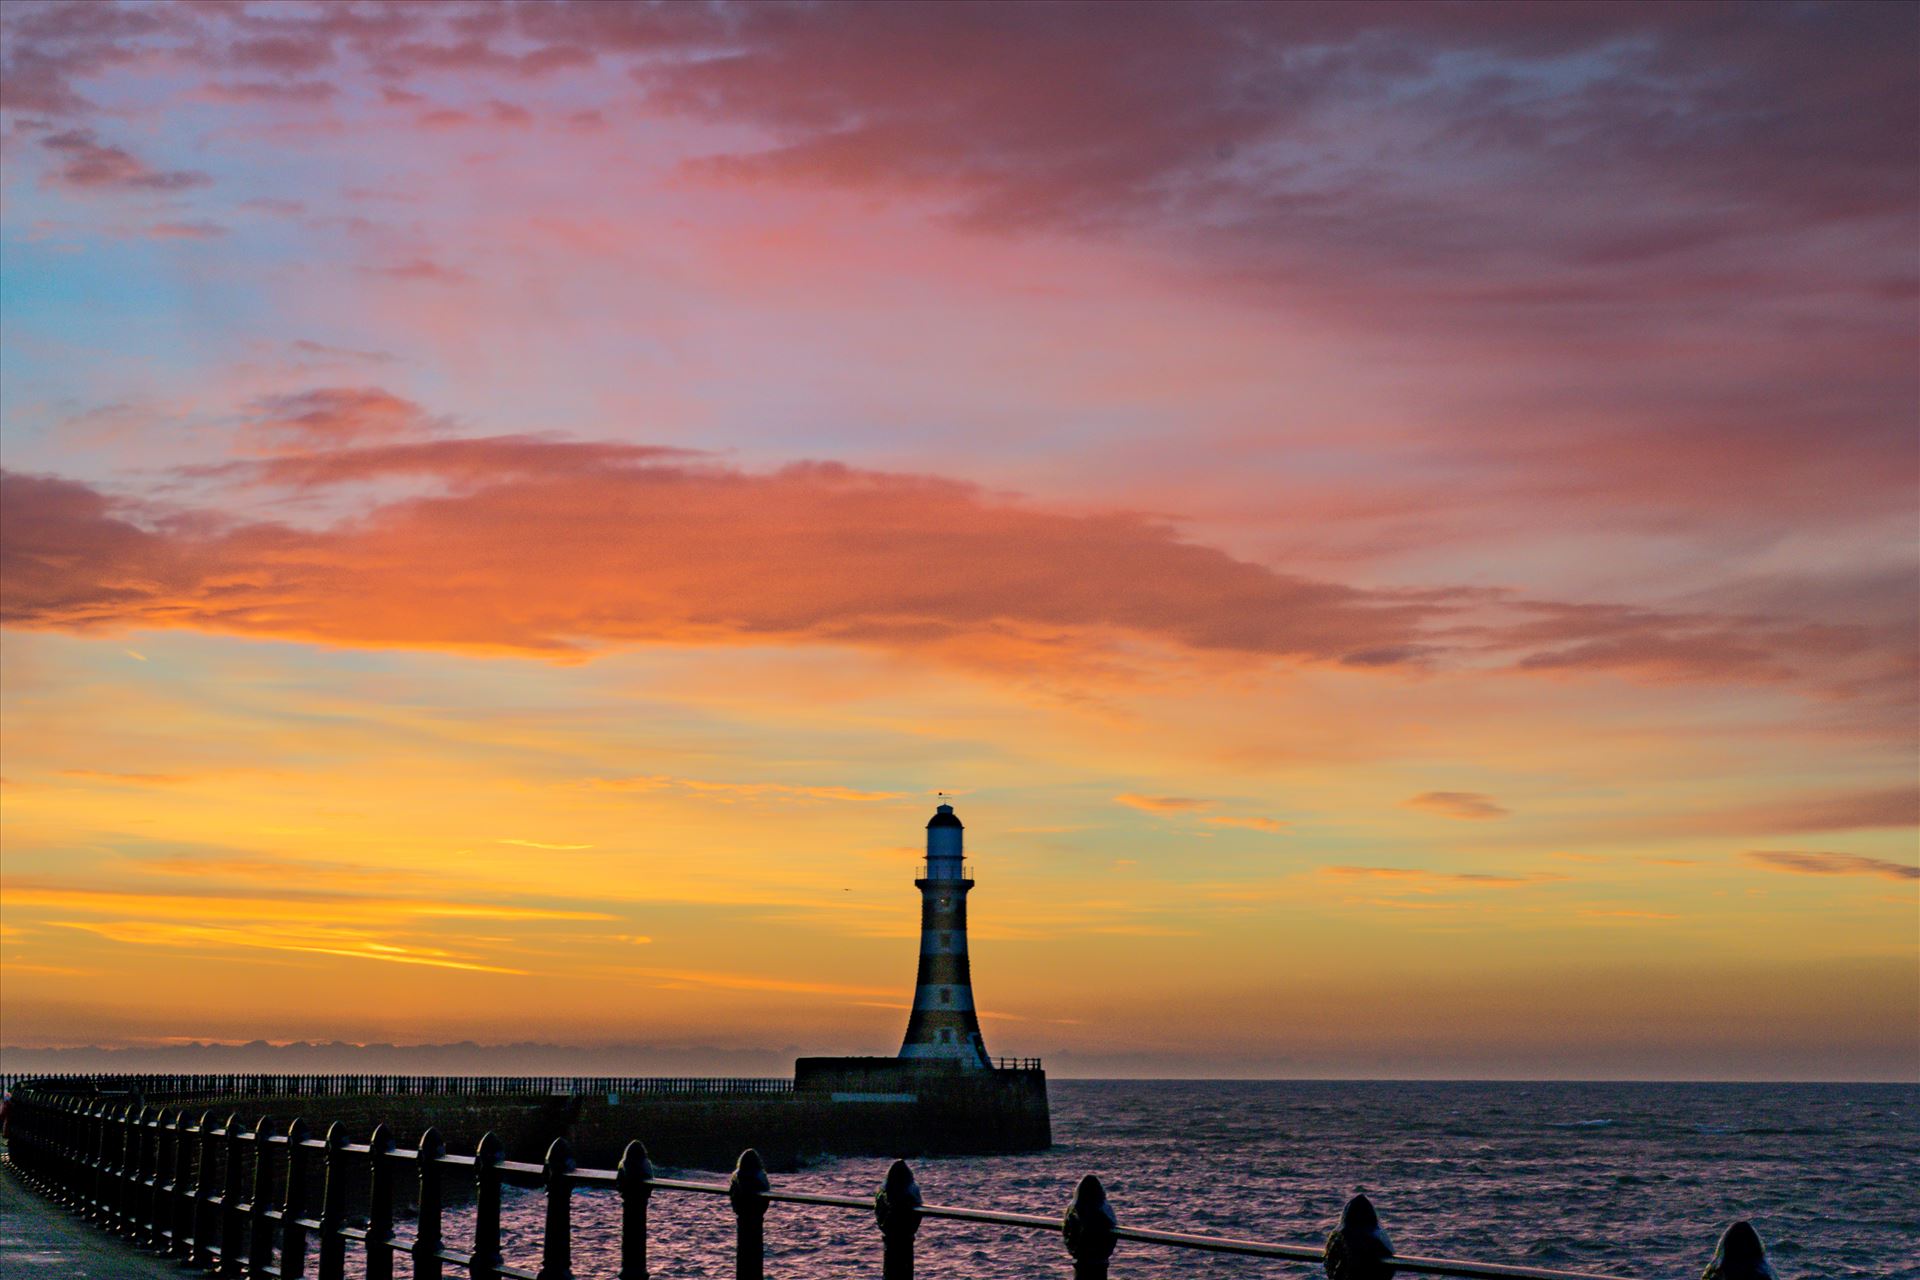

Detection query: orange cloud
(1201, 816), (1288, 832)
(1115, 793), (1207, 814)
(1405, 791), (1510, 820)
(1741, 851), (1919, 881)
(3, 426), (1900, 713)
(0, 453), (1432, 666)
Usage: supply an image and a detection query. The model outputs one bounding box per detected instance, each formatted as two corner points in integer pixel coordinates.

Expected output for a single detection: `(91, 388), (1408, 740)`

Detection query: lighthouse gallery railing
(4, 1082), (1770, 1280)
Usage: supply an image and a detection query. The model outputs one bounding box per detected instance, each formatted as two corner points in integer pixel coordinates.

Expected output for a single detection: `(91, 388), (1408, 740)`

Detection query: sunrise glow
(1, 2), (1915, 1080)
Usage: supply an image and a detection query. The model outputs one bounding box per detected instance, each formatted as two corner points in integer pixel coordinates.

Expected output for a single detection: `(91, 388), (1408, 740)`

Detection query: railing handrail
(0, 1079), (1777, 1280)
(916, 858), (974, 880)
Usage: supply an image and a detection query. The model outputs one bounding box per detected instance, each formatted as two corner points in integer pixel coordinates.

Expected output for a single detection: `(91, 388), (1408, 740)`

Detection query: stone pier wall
(147, 1066), (1050, 1172)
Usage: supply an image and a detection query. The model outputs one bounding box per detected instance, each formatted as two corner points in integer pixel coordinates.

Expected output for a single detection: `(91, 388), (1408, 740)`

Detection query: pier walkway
(1, 1145), (184, 1279)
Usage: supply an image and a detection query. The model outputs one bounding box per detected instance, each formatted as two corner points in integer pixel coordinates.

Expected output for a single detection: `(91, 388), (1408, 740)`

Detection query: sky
(0, 1), (1915, 1081)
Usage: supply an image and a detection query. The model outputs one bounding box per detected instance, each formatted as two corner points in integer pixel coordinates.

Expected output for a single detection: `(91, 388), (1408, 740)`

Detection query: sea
(455, 1080), (1917, 1279)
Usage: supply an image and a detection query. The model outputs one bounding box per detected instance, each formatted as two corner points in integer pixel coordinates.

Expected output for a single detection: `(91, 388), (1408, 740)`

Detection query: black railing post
(192, 1110), (219, 1271)
(365, 1124), (396, 1280)
(152, 1105), (173, 1247)
(874, 1158), (923, 1280)
(1324, 1194), (1395, 1280)
(1703, 1222), (1778, 1280)
(315, 1124), (348, 1280)
(414, 1126), (447, 1280)
(1063, 1174), (1117, 1280)
(118, 1101), (143, 1238)
(138, 1104), (164, 1249)
(85, 1100), (110, 1223)
(616, 1140), (653, 1280)
(247, 1116), (277, 1276)
(472, 1132), (506, 1280)
(219, 1114), (247, 1277)
(115, 1103), (139, 1241)
(170, 1108), (197, 1258)
(727, 1148), (769, 1280)
(109, 1102), (136, 1238)
(142, 1103), (163, 1245)
(281, 1118), (312, 1279)
(539, 1137), (575, 1280)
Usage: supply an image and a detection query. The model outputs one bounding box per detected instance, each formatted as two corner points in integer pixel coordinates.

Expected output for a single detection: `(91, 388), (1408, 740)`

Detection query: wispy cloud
(1200, 815), (1287, 832)
(1577, 909), (1680, 921)
(52, 919), (527, 974)
(59, 769), (192, 786)
(144, 221), (228, 240)
(362, 258), (467, 284)
(38, 129), (210, 192)
(1404, 791), (1510, 820)
(3, 882), (614, 924)
(498, 838), (595, 850)
(1741, 851), (1919, 881)
(627, 967), (895, 998)
(1323, 866), (1563, 888)
(1718, 788), (1919, 836)
(588, 776), (906, 803)
(1115, 793), (1207, 814)
(136, 855), (440, 892)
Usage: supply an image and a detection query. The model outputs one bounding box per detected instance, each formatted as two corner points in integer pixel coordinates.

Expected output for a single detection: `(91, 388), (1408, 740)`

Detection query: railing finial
(539, 1137), (576, 1280)
(616, 1140), (654, 1280)
(729, 1149), (771, 1280)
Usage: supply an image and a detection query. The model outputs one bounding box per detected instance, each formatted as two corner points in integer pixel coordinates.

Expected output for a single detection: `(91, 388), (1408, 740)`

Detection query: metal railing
(916, 859), (974, 881)
(0, 1081), (1780, 1280)
(991, 1057), (1044, 1071)
(3, 1073), (793, 1099)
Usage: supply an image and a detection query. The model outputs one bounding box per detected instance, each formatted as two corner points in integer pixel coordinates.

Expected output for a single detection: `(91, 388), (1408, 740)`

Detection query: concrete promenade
(1, 1146), (186, 1279)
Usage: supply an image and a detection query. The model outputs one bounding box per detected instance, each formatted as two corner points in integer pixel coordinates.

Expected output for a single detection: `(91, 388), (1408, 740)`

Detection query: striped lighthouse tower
(899, 802), (992, 1067)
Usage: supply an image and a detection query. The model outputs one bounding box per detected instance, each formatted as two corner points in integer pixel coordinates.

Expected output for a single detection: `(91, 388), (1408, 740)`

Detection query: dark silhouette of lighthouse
(898, 802), (991, 1067)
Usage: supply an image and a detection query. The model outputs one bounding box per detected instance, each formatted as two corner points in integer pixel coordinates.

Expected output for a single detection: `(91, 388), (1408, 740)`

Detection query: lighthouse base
(793, 1057), (1052, 1154)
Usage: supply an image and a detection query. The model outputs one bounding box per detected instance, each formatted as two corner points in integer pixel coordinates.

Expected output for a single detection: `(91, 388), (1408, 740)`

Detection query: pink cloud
(243, 388), (434, 448)
(1720, 788), (1920, 837)
(198, 80), (338, 105)
(38, 129), (209, 192)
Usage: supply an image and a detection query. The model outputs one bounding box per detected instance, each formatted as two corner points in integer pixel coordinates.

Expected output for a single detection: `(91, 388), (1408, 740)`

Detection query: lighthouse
(898, 802), (992, 1067)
